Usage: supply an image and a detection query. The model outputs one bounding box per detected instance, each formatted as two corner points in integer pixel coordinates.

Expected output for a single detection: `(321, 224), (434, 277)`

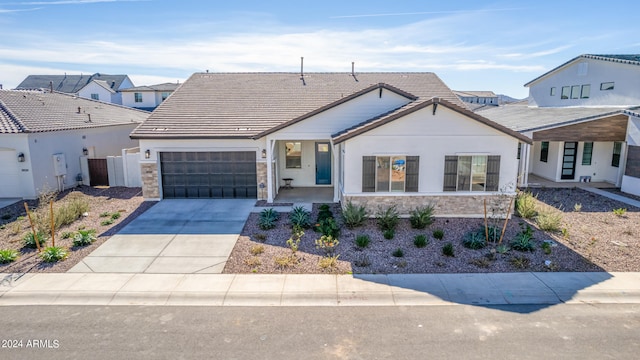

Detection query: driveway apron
(68, 199), (255, 274)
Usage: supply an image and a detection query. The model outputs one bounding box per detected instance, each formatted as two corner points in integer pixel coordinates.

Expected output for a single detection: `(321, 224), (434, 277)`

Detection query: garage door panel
(160, 151), (256, 199)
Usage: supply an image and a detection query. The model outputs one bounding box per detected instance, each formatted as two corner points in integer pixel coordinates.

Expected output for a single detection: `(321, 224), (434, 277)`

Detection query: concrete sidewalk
(1, 272), (639, 307)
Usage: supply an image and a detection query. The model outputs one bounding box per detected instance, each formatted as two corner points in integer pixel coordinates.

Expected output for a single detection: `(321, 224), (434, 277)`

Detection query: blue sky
(0, 0), (638, 98)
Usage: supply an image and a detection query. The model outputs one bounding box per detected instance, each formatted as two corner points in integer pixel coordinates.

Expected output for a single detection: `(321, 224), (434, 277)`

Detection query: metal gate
(88, 158), (109, 186)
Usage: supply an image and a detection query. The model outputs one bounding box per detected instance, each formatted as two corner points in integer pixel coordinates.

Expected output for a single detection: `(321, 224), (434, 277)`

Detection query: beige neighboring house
(0, 90), (149, 199)
(130, 72), (530, 216)
(120, 83), (180, 111)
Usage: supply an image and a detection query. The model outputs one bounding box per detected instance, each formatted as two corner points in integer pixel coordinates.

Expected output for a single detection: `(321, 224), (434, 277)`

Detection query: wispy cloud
(4, 0), (148, 5)
(330, 8), (528, 19)
(0, 7), (41, 12)
(499, 45), (574, 59)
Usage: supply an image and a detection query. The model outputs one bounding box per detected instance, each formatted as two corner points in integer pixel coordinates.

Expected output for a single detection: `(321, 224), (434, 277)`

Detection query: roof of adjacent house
(120, 83), (181, 92)
(453, 90), (497, 98)
(524, 54), (640, 87)
(332, 97), (532, 144)
(0, 90), (149, 134)
(476, 101), (640, 133)
(131, 72), (468, 139)
(15, 73), (131, 93)
(89, 80), (116, 94)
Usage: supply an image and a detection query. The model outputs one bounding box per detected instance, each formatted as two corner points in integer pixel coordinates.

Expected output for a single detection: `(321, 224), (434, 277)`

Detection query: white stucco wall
(0, 134), (34, 198)
(341, 105), (520, 195)
(528, 59), (640, 107)
(139, 138), (266, 163)
(77, 82), (115, 104)
(276, 140), (334, 187)
(122, 91), (157, 108)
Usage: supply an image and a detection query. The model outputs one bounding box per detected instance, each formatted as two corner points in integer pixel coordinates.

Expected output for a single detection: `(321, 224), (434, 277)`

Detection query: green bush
(39, 246), (68, 263)
(315, 235), (339, 255)
(341, 201), (368, 228)
(376, 205), (399, 232)
(100, 219), (114, 226)
(392, 248), (404, 257)
(355, 234), (370, 249)
(511, 233), (536, 252)
(54, 193), (90, 228)
(535, 208), (562, 232)
(317, 204), (333, 223)
(515, 191), (537, 219)
(414, 234), (428, 248)
(289, 206), (311, 228)
(110, 212), (121, 220)
(73, 229), (97, 247)
(316, 217), (340, 238)
(442, 243), (455, 257)
(61, 231), (74, 239)
(258, 208), (279, 230)
(99, 212), (110, 218)
(462, 230), (486, 250)
(613, 208), (627, 217)
(409, 204), (435, 229)
(383, 228), (395, 240)
(0, 249), (19, 264)
(432, 229), (444, 240)
(23, 231), (47, 249)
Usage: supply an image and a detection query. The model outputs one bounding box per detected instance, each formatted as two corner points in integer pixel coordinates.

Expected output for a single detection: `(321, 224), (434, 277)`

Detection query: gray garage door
(160, 152), (257, 199)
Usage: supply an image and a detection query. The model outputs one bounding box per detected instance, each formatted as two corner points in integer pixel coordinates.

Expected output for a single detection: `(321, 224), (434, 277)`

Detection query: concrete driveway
(68, 199), (255, 274)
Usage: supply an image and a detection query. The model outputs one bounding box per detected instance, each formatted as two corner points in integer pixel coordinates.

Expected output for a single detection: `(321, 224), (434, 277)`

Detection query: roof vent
(351, 62), (358, 82)
(77, 107), (81, 113)
(300, 57), (306, 86)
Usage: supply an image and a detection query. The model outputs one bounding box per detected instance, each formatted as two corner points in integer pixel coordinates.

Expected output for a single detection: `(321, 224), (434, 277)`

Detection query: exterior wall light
(261, 149), (267, 158)
(17, 153), (25, 162)
(145, 149), (151, 159)
(82, 147), (89, 156)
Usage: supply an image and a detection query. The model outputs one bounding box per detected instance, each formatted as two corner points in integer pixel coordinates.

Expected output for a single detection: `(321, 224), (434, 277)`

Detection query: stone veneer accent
(141, 163), (159, 199)
(342, 194), (514, 217)
(256, 162), (267, 200)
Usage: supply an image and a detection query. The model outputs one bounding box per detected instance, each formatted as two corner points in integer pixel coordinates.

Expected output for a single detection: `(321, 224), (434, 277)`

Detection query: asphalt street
(0, 304), (638, 359)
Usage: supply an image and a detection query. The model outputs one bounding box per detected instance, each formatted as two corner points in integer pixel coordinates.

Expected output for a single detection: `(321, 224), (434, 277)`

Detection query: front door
(561, 142), (577, 180)
(315, 142), (331, 185)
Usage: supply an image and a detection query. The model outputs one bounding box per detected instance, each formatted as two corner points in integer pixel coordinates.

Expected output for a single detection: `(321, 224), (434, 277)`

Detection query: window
(570, 85), (581, 99)
(550, 87), (556, 96)
(600, 82), (614, 91)
(443, 155), (500, 192)
(134, 92), (143, 103)
(582, 142), (593, 165)
(612, 142), (622, 167)
(90, 93), (99, 100)
(540, 141), (549, 162)
(561, 86), (570, 99)
(362, 156), (419, 192)
(285, 142), (302, 168)
(580, 84), (590, 99)
(161, 92), (170, 101)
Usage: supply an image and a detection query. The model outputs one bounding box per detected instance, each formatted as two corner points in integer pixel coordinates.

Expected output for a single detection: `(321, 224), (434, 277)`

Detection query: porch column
(522, 143), (531, 187)
(617, 142), (628, 187)
(266, 138), (274, 203)
(331, 141), (339, 202)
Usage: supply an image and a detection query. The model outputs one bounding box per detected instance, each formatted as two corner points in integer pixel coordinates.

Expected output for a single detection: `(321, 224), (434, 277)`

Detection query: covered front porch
(274, 186), (334, 203)
(525, 174), (617, 189)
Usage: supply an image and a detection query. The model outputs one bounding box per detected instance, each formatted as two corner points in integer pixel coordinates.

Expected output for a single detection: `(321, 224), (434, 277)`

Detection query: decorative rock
(544, 260), (552, 267)
(543, 239), (557, 247)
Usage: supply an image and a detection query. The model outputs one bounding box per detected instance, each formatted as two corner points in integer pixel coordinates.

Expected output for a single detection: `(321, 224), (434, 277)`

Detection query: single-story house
(0, 90), (149, 199)
(130, 72), (531, 216)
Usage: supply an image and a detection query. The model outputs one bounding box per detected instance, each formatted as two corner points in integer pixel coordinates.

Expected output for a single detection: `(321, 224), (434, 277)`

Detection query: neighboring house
(0, 90), (148, 199)
(15, 73), (134, 105)
(477, 54), (640, 196)
(120, 83), (181, 111)
(454, 90), (499, 105)
(130, 72), (530, 216)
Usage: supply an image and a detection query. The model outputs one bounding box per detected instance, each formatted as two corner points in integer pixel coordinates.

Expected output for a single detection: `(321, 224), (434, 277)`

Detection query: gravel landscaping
(0, 186), (154, 273)
(224, 187), (640, 274)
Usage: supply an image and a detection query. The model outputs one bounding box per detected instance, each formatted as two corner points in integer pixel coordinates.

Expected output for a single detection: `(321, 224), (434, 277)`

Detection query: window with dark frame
(561, 86), (570, 99)
(443, 155), (500, 192)
(600, 82), (614, 91)
(612, 142), (622, 167)
(550, 87), (556, 96)
(570, 85), (581, 99)
(580, 84), (590, 99)
(540, 142), (549, 162)
(582, 142), (593, 165)
(134, 92), (143, 103)
(90, 93), (99, 100)
(285, 142), (302, 168)
(362, 156), (419, 193)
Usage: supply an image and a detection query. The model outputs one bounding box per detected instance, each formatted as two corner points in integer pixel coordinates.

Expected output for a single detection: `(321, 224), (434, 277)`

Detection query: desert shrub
(515, 191), (537, 219)
(244, 256), (261, 267)
(318, 255), (340, 269)
(535, 208), (562, 232)
(274, 254), (298, 268)
(613, 208), (627, 217)
(100, 219), (114, 226)
(495, 244), (509, 254)
(392, 248), (404, 257)
(99, 212), (110, 217)
(442, 243), (455, 257)
(110, 212), (121, 220)
(383, 228), (395, 240)
(72, 229), (97, 247)
(253, 233), (267, 242)
(316, 217), (340, 238)
(286, 226), (304, 253)
(289, 206), (311, 228)
(462, 230), (486, 250)
(469, 256), (492, 268)
(376, 205), (399, 232)
(39, 246), (68, 263)
(258, 208), (279, 230)
(432, 229), (444, 240)
(341, 201), (368, 228)
(573, 203), (582, 212)
(354, 254), (371, 267)
(541, 242), (552, 255)
(413, 234), (428, 248)
(317, 204), (333, 223)
(0, 249), (19, 264)
(409, 204), (435, 229)
(511, 233), (535, 252)
(23, 231), (47, 249)
(315, 235), (339, 255)
(510, 256), (530, 269)
(355, 234), (370, 249)
(250, 245), (265, 255)
(61, 231), (74, 239)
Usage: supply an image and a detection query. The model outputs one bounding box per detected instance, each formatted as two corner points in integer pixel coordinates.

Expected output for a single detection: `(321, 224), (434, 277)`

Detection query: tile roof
(524, 54), (640, 87)
(16, 73), (131, 93)
(453, 90), (497, 98)
(0, 90), (149, 134)
(120, 83), (181, 92)
(476, 102), (640, 133)
(332, 97), (532, 145)
(131, 72), (466, 139)
(90, 80), (116, 94)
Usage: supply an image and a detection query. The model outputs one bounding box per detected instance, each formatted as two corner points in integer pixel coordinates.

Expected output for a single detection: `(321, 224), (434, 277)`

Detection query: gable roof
(524, 54), (640, 87)
(120, 83), (180, 92)
(84, 80), (116, 94)
(0, 90), (149, 134)
(453, 90), (497, 98)
(332, 97), (531, 144)
(130, 72), (466, 139)
(16, 73), (131, 93)
(477, 101), (639, 133)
